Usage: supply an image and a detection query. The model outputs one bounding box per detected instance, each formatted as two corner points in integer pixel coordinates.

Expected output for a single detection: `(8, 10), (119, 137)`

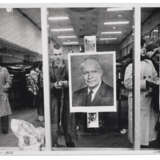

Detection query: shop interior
(48, 7), (160, 149)
(0, 8), (43, 147)
(48, 8), (134, 148)
(0, 7), (159, 149)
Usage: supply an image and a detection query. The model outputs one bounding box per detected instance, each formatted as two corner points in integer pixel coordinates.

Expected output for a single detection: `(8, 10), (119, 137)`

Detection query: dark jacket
(73, 81), (113, 106)
(50, 60), (76, 144)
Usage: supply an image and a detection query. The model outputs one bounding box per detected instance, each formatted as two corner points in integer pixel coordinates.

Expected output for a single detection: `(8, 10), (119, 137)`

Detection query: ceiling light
(118, 14), (122, 18)
(48, 16), (69, 21)
(100, 38), (117, 40)
(101, 31), (122, 35)
(6, 8), (13, 13)
(153, 29), (158, 32)
(63, 41), (79, 45)
(57, 35), (77, 39)
(107, 8), (133, 12)
(104, 21), (129, 25)
(51, 28), (73, 32)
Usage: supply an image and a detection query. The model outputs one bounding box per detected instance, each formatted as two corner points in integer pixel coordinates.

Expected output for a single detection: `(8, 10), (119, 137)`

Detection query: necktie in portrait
(86, 90), (93, 106)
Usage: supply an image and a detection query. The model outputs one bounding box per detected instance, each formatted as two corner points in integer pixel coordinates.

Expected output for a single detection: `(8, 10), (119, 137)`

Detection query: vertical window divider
(41, 7), (52, 151)
(134, 6), (141, 149)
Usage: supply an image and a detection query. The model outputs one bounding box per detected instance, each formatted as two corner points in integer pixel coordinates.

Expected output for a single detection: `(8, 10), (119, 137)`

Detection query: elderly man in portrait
(73, 58), (113, 107)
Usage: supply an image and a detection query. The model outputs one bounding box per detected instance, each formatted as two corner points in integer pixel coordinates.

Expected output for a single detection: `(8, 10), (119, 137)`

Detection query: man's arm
(124, 63), (133, 91)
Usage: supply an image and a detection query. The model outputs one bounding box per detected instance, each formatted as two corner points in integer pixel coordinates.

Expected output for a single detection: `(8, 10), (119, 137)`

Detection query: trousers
(1, 116), (9, 133)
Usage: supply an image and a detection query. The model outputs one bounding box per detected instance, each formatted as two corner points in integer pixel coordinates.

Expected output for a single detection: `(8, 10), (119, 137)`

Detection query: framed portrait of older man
(68, 52), (116, 113)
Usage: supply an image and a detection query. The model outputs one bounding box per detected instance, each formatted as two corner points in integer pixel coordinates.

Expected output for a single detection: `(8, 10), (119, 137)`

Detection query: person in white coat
(124, 40), (158, 147)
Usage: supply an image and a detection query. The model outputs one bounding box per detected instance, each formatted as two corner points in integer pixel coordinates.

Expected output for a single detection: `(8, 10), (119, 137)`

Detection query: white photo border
(68, 51), (117, 113)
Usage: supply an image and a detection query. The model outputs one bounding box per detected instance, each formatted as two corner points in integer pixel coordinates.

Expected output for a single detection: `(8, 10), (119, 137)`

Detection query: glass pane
(48, 7), (134, 148)
(140, 8), (160, 149)
(0, 8), (45, 149)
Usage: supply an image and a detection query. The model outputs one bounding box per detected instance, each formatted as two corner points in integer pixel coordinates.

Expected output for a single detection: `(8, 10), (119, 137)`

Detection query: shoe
(66, 142), (75, 147)
(120, 129), (127, 135)
(56, 144), (66, 147)
(2, 130), (8, 134)
(141, 145), (149, 148)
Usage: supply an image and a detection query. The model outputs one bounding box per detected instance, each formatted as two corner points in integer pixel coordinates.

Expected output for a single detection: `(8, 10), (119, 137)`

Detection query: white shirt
(88, 81), (102, 102)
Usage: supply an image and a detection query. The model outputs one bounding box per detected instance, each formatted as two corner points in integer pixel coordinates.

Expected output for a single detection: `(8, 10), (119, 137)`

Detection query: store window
(47, 7), (135, 149)
(1, 6), (158, 153)
(0, 8), (44, 149)
(140, 8), (160, 149)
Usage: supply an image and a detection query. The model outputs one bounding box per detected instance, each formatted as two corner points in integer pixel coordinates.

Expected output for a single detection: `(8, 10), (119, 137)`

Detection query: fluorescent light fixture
(63, 41), (79, 45)
(101, 31), (122, 35)
(118, 14), (122, 18)
(51, 28), (73, 32)
(107, 8), (133, 12)
(104, 21), (129, 25)
(153, 29), (158, 32)
(48, 16), (69, 21)
(57, 35), (77, 39)
(99, 38), (117, 40)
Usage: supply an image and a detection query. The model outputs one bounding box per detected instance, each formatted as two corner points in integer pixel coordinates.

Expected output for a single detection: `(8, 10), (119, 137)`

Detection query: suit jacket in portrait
(73, 81), (113, 107)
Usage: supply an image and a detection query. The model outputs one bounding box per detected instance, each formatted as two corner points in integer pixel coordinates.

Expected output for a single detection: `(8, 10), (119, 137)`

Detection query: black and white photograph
(69, 52), (116, 112)
(0, 8), (45, 150)
(1, 2), (160, 156)
(136, 7), (160, 149)
(87, 112), (99, 128)
(48, 7), (134, 149)
(84, 36), (97, 52)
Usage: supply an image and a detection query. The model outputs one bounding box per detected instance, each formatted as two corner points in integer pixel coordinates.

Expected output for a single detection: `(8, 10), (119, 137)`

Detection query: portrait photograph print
(68, 52), (116, 113)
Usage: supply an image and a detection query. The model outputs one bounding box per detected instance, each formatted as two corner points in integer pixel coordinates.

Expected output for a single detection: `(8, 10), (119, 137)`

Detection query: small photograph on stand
(87, 113), (99, 128)
(84, 36), (97, 52)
